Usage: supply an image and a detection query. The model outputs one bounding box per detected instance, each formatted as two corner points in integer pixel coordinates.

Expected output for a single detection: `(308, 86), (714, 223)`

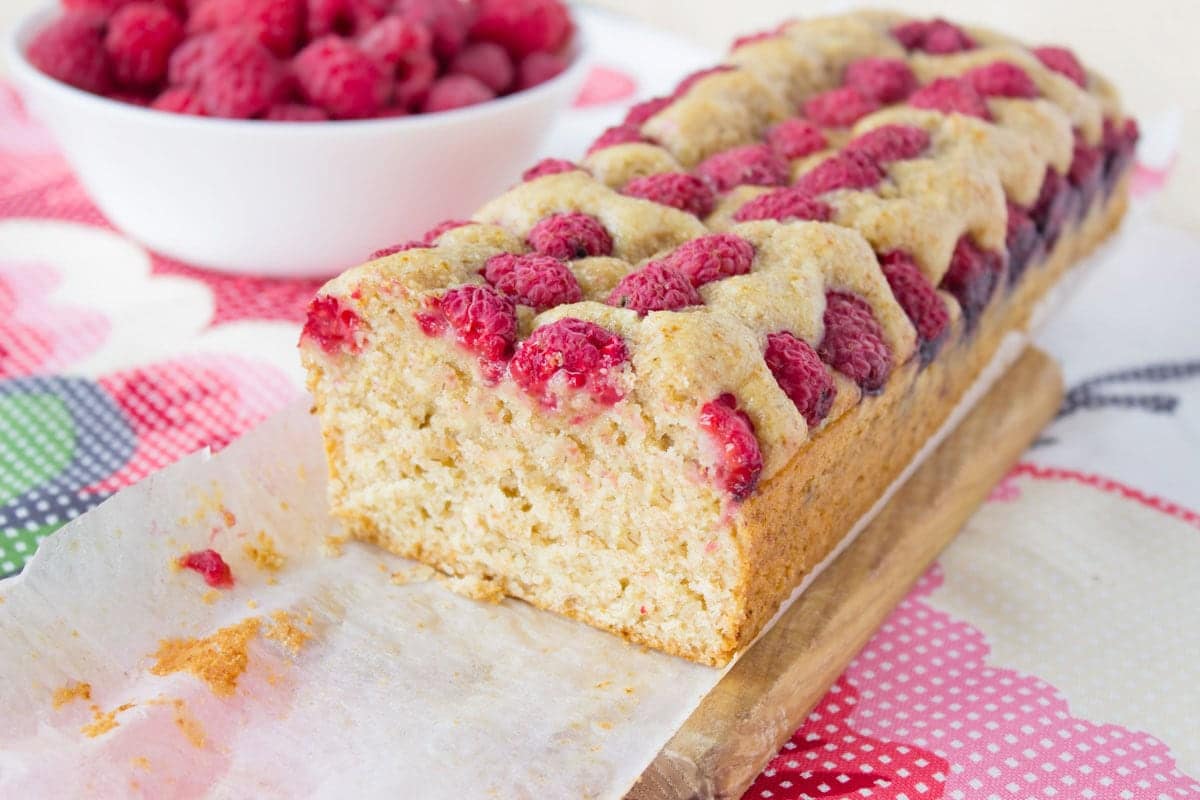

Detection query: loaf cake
(299, 11), (1138, 666)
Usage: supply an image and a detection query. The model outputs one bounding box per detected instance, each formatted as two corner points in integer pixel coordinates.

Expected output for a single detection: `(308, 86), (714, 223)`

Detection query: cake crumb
(322, 535), (347, 558)
(52, 681), (92, 709)
(81, 702), (134, 738)
(243, 532), (285, 573)
(596, 720), (613, 730)
(247, 599), (259, 610)
(172, 699), (206, 748)
(390, 564), (436, 585)
(202, 590), (219, 605)
(594, 681), (611, 690)
(624, 686), (635, 695)
(437, 573), (505, 603)
(149, 618), (261, 697)
(267, 576), (278, 586)
(131, 756), (151, 771)
(265, 610), (312, 656)
(220, 508), (236, 528)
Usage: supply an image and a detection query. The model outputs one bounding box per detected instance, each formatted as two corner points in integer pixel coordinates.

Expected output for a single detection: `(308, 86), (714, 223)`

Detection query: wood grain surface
(628, 347), (1065, 800)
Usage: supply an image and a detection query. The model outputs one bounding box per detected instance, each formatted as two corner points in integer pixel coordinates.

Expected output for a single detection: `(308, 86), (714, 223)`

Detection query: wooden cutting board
(628, 347), (1064, 800)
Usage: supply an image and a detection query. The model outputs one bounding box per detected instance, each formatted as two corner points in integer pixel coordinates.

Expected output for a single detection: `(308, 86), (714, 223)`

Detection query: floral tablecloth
(1, 8), (1197, 799)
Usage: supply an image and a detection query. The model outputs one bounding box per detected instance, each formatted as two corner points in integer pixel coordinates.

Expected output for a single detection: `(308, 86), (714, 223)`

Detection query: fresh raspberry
(305, 0), (386, 39)
(1005, 201), (1042, 285)
(421, 218), (470, 243)
(965, 61), (1039, 99)
(509, 317), (629, 407)
(188, 0), (302, 57)
(527, 212), (613, 259)
(843, 57), (916, 103)
(151, 86), (205, 114)
(621, 173), (715, 218)
(764, 331), (836, 428)
(606, 262), (702, 314)
(1030, 167), (1076, 248)
(469, 0), (571, 59)
(802, 86), (880, 128)
(449, 41), (513, 93)
(393, 51), (438, 108)
(264, 102), (329, 120)
(909, 76), (991, 120)
(732, 187), (834, 224)
(586, 123), (652, 155)
(522, 158), (581, 181)
(673, 65), (734, 98)
(294, 35), (390, 119)
(892, 18), (976, 54)
(515, 51), (566, 90)
(302, 294), (363, 354)
(166, 33), (208, 87)
(358, 14), (431, 67)
(938, 236), (1003, 329)
(844, 124), (931, 165)
(370, 241), (423, 257)
(764, 118), (827, 160)
(663, 233), (755, 288)
(420, 285), (517, 379)
(482, 252), (582, 311)
(730, 29), (779, 50)
(795, 151), (884, 195)
(26, 11), (112, 95)
(103, 3), (183, 88)
(878, 250), (949, 361)
(178, 549), (234, 588)
(698, 393), (763, 501)
(1069, 130), (1104, 210)
(1032, 45), (1087, 88)
(423, 74), (494, 111)
(818, 291), (892, 392)
(393, 0), (474, 60)
(694, 144), (789, 193)
(196, 31), (286, 118)
(624, 95), (671, 125)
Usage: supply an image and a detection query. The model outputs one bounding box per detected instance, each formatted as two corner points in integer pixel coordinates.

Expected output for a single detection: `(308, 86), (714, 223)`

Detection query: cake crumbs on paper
(131, 756), (151, 771)
(436, 573), (505, 603)
(149, 618), (261, 697)
(322, 535), (347, 558)
(390, 563), (436, 586)
(594, 680), (611, 690)
(265, 610), (312, 656)
(81, 702), (135, 738)
(172, 699), (206, 748)
(202, 590), (219, 605)
(243, 531), (285, 573)
(52, 681), (92, 709)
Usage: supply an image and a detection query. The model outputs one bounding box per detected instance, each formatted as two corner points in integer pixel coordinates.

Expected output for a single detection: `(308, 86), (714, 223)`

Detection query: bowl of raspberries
(7, 0), (586, 276)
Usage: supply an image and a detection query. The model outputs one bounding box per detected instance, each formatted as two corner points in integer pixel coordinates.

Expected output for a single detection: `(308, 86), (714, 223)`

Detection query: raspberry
(909, 77), (991, 121)
(843, 57), (916, 103)
(394, 51), (438, 108)
(294, 35), (390, 119)
(302, 294), (363, 354)
(421, 284), (517, 380)
(1030, 167), (1076, 248)
(765, 118), (827, 160)
(26, 11), (112, 94)
(663, 233), (755, 287)
(188, 0), (302, 57)
(1069, 130), (1104, 210)
(694, 144), (789, 192)
(421, 218), (469, 243)
(470, 0), (571, 60)
(731, 29), (778, 50)
(732, 187), (833, 224)
(795, 151), (884, 195)
(698, 393), (763, 501)
(606, 262), (702, 314)
(509, 317), (629, 407)
(370, 241), (423, 257)
(938, 236), (1003, 330)
(515, 51), (566, 91)
(892, 18), (976, 54)
(104, 3), (183, 88)
(1005, 201), (1042, 285)
(264, 102), (329, 120)
(586, 123), (652, 156)
(482, 252), (582, 311)
(358, 15), (431, 67)
(965, 61), (1038, 99)
(844, 124), (931, 165)
(673, 65), (735, 98)
(527, 212), (613, 259)
(522, 158), (580, 181)
(423, 74), (494, 111)
(196, 31), (286, 118)
(818, 291), (892, 392)
(878, 250), (949, 362)
(1032, 46), (1087, 88)
(802, 86), (880, 128)
(765, 331), (836, 428)
(178, 549), (234, 588)
(152, 86), (205, 114)
(306, 0), (385, 39)
(1101, 116), (1139, 187)
(166, 33), (208, 87)
(393, 0), (473, 59)
(625, 95), (671, 125)
(449, 41), (513, 93)
(621, 172), (715, 218)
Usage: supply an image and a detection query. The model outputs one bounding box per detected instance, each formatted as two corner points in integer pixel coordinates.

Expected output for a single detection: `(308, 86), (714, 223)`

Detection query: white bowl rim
(6, 4), (592, 137)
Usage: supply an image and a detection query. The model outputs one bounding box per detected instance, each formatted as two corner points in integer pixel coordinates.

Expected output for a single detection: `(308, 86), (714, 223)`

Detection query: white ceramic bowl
(6, 8), (590, 278)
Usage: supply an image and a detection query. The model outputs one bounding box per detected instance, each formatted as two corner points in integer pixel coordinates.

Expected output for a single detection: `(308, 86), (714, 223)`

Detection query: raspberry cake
(300, 12), (1138, 665)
